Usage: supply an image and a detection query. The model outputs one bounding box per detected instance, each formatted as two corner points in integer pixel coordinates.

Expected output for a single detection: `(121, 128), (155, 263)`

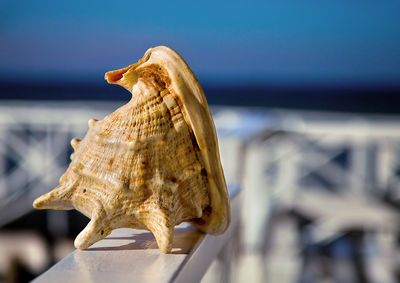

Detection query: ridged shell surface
(33, 46), (230, 253)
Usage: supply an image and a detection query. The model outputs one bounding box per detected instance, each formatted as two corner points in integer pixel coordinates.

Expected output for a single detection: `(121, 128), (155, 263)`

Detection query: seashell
(33, 46), (231, 253)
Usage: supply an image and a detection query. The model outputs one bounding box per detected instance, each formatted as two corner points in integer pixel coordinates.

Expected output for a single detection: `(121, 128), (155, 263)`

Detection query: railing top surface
(33, 186), (241, 283)
(34, 227), (201, 283)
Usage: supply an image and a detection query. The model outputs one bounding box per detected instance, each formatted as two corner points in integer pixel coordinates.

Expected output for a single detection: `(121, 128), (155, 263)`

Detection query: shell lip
(105, 54), (151, 91)
(105, 66), (131, 83)
(142, 46), (231, 234)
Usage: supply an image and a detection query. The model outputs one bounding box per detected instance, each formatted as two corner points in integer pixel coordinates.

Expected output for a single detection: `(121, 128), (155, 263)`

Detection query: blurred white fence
(1, 101), (400, 282)
(238, 109), (400, 283)
(0, 101), (125, 226)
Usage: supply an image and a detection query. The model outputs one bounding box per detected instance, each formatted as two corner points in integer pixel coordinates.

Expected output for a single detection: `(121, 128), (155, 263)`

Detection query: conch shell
(33, 46), (230, 253)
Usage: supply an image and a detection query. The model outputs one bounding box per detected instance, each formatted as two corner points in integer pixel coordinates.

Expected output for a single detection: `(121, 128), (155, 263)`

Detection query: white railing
(0, 101), (125, 226)
(1, 101), (400, 282)
(33, 186), (241, 283)
(239, 109), (400, 283)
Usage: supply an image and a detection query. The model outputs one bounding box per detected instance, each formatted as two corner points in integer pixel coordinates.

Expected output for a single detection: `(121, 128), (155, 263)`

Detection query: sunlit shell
(33, 46), (231, 253)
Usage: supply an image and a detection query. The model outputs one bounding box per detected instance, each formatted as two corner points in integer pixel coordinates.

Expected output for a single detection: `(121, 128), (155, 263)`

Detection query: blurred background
(1, 0), (400, 282)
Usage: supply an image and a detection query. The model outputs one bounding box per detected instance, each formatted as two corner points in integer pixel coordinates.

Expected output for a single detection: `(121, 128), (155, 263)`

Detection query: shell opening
(105, 65), (134, 84)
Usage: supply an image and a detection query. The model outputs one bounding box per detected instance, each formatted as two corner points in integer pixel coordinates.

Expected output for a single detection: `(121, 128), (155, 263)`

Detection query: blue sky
(1, 0), (399, 85)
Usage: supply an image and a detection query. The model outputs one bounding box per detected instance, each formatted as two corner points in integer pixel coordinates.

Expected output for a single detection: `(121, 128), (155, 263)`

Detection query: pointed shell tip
(88, 118), (97, 128)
